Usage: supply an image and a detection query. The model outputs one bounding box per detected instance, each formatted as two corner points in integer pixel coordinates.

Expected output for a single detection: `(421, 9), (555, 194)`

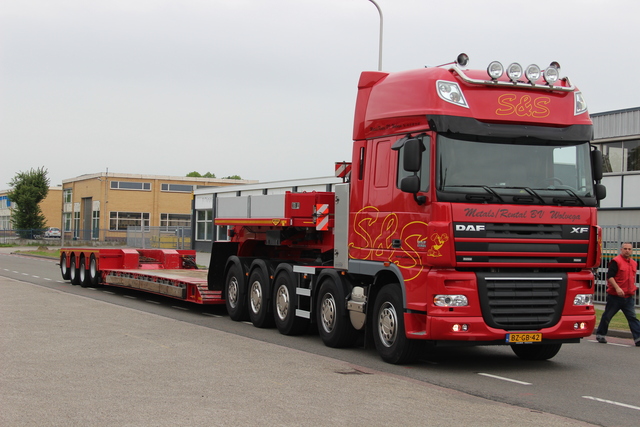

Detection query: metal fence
(596, 225), (640, 307)
(0, 227), (191, 250)
(126, 226), (191, 250)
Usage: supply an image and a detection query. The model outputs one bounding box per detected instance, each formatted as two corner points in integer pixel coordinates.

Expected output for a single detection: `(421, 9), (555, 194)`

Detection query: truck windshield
(436, 134), (597, 206)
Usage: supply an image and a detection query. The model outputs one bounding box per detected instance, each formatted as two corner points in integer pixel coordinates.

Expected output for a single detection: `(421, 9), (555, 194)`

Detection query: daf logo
(456, 224), (485, 232)
(570, 227), (589, 234)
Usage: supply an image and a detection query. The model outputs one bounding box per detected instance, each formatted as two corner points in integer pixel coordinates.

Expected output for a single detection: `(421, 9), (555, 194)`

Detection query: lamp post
(368, 0), (383, 71)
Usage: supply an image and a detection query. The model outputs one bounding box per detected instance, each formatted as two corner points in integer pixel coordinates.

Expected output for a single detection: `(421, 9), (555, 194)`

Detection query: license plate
(506, 333), (542, 343)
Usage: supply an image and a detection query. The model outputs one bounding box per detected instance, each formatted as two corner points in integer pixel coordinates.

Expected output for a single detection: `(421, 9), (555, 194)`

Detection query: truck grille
(454, 223), (590, 266)
(476, 273), (566, 330)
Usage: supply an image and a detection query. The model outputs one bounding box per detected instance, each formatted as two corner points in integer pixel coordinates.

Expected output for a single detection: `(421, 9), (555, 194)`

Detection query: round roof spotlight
(487, 61), (504, 80)
(543, 65), (560, 85)
(507, 63), (523, 82)
(456, 53), (469, 67)
(525, 64), (541, 83)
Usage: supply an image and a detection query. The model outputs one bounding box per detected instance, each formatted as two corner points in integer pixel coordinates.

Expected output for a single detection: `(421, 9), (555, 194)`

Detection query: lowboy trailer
(59, 248), (223, 305)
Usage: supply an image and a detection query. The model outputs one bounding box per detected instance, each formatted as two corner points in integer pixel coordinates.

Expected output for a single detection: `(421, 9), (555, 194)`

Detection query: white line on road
(588, 339), (631, 347)
(583, 396), (640, 411)
(44, 278), (52, 281)
(123, 295), (136, 299)
(32, 275), (40, 278)
(171, 306), (189, 311)
(202, 313), (222, 317)
(145, 300), (161, 304)
(477, 373), (532, 385)
(102, 291), (115, 294)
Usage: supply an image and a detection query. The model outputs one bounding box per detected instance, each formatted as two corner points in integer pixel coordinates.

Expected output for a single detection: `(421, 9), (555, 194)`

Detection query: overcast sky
(1, 0), (638, 189)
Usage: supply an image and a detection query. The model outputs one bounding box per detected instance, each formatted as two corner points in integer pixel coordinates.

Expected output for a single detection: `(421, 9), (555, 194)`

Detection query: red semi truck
(61, 54), (606, 364)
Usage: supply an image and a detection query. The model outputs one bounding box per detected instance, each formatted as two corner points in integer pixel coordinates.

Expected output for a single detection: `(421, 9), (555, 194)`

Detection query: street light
(368, 0), (383, 71)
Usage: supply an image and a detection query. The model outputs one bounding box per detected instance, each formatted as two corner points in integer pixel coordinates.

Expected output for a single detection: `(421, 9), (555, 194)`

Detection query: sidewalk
(0, 276), (600, 427)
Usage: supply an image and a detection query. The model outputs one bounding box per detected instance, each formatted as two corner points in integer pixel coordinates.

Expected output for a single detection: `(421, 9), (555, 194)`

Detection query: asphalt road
(1, 250), (639, 426)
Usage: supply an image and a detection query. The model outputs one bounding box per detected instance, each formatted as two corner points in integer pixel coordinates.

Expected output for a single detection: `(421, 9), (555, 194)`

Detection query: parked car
(43, 227), (61, 238)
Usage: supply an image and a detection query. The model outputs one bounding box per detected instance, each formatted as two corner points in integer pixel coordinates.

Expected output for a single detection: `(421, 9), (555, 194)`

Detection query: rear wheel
(511, 343), (562, 361)
(273, 267), (308, 336)
(372, 284), (420, 364)
(69, 256), (82, 286)
(88, 255), (101, 287)
(225, 264), (248, 321)
(79, 257), (90, 288)
(316, 276), (356, 348)
(248, 268), (273, 328)
(60, 253), (71, 280)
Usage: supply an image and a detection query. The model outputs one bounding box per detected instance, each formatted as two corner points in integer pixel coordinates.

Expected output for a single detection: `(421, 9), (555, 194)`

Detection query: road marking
(171, 306), (189, 311)
(478, 373), (532, 385)
(588, 339), (631, 347)
(145, 300), (161, 304)
(123, 295), (136, 299)
(102, 291), (115, 295)
(22, 273), (29, 276)
(583, 396), (640, 411)
(202, 313), (222, 318)
(32, 275), (40, 278)
(12, 271), (19, 274)
(43, 278), (52, 281)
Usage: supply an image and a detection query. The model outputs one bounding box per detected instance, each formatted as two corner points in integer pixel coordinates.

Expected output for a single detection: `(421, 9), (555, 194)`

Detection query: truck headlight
(434, 295), (468, 307)
(573, 294), (593, 306)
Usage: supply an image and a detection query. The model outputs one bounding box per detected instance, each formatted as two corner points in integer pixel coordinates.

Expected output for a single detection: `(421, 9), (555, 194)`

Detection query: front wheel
(372, 284), (420, 364)
(511, 343), (562, 361)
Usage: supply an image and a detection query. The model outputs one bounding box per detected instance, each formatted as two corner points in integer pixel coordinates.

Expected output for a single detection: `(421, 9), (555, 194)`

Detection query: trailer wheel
(372, 284), (419, 364)
(225, 264), (248, 321)
(79, 257), (90, 287)
(60, 253), (71, 280)
(316, 277), (356, 348)
(248, 268), (274, 328)
(88, 255), (101, 287)
(273, 267), (308, 336)
(510, 343), (562, 361)
(69, 256), (82, 286)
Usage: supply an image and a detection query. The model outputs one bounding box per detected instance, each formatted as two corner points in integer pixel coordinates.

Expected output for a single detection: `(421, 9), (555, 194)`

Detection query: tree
(186, 171), (216, 178)
(7, 167), (50, 237)
(222, 175), (242, 180)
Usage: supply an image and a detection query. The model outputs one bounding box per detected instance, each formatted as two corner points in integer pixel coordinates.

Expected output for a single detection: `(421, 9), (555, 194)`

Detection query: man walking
(596, 242), (640, 346)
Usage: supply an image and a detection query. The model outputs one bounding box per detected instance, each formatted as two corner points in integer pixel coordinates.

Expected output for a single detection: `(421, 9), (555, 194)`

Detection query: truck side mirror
(403, 138), (422, 172)
(591, 149), (603, 181)
(595, 183), (606, 201)
(400, 175), (420, 193)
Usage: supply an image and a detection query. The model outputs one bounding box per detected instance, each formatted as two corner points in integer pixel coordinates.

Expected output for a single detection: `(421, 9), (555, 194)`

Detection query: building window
(63, 189), (72, 203)
(597, 139), (640, 173)
(0, 215), (11, 230)
(0, 195), (11, 209)
(73, 211), (80, 239)
(216, 225), (230, 241)
(92, 210), (100, 239)
(160, 213), (191, 228)
(63, 212), (72, 232)
(109, 212), (150, 231)
(161, 183), (194, 193)
(110, 181), (151, 191)
(196, 210), (213, 241)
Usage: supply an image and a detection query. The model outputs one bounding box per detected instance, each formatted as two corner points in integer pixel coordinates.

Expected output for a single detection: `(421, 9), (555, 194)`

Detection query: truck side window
(397, 136), (430, 191)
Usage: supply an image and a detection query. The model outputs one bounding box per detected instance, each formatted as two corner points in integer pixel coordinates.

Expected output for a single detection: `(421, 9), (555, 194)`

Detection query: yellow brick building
(0, 187), (62, 232)
(62, 173), (256, 242)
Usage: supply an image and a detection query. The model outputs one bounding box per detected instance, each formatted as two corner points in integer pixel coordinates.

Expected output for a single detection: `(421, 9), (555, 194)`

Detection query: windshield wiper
(552, 188), (585, 206)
